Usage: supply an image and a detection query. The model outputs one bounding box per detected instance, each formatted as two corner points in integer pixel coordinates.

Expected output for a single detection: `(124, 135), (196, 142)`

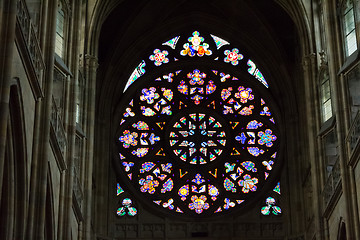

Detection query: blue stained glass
(235, 132), (247, 144)
(246, 120), (263, 129)
(192, 173), (205, 185)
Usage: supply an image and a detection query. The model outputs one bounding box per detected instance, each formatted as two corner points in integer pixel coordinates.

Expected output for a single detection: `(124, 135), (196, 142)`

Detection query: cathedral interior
(0, 0), (360, 239)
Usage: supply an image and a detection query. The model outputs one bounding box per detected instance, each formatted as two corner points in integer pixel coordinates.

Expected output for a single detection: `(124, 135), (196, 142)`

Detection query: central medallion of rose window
(169, 113), (226, 164)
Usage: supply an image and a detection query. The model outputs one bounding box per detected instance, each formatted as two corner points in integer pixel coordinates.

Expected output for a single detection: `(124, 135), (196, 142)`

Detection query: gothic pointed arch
(0, 80), (28, 239)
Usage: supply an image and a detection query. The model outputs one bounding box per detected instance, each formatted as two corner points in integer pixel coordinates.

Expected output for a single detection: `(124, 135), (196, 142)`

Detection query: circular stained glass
(116, 31), (281, 218)
(168, 112), (227, 165)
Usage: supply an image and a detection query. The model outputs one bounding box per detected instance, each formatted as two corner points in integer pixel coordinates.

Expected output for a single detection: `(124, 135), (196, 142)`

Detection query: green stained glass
(117, 183), (124, 196)
(273, 182), (280, 195)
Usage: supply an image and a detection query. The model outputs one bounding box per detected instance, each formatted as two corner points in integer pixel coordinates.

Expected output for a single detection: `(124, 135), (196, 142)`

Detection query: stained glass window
(116, 31), (282, 218)
(261, 182), (282, 216)
(55, 2), (65, 58)
(342, 0), (358, 56)
(116, 183), (138, 217)
(319, 68), (333, 122)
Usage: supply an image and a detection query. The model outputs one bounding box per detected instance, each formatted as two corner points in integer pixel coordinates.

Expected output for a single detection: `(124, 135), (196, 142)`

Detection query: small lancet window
(342, 0), (358, 57)
(319, 69), (333, 122)
(55, 1), (66, 58)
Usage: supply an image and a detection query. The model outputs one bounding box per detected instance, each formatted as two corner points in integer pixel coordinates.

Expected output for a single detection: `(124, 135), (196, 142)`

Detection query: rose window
(116, 31), (282, 218)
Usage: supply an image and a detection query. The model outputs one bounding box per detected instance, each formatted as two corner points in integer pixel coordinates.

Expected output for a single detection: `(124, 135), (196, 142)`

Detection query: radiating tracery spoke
(169, 113), (226, 164)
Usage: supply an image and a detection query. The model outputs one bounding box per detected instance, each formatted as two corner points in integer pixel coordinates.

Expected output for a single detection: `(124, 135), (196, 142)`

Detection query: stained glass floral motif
(123, 32), (271, 96)
(117, 32), (280, 217)
(117, 198), (137, 217)
(132, 121), (149, 130)
(119, 123), (160, 158)
(258, 129), (277, 147)
(261, 197), (281, 215)
(235, 86), (254, 103)
(163, 73), (174, 82)
(224, 178), (236, 192)
(208, 185), (219, 200)
(188, 69), (206, 85)
(180, 31), (212, 57)
(139, 175), (159, 194)
(262, 160), (274, 171)
(169, 113), (226, 164)
(223, 198), (236, 210)
(119, 130), (138, 148)
(247, 120), (263, 129)
(140, 162), (156, 173)
(238, 174), (258, 193)
(224, 48), (243, 65)
(192, 173), (206, 185)
(122, 162), (134, 172)
(140, 87), (159, 104)
(163, 198), (175, 210)
(161, 178), (174, 193)
(176, 70), (218, 105)
(161, 163), (172, 173)
(139, 87), (173, 116)
(123, 107), (135, 117)
(221, 87), (232, 100)
(248, 147), (265, 157)
(241, 161), (257, 172)
(149, 49), (169, 66)
(189, 195), (210, 214)
(260, 106), (271, 116)
(178, 185), (189, 200)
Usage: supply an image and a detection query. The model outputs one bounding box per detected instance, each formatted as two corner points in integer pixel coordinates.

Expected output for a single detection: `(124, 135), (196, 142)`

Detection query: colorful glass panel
(210, 34), (230, 49)
(117, 31), (281, 218)
(162, 36), (180, 49)
(124, 60), (146, 92)
(117, 198), (138, 217)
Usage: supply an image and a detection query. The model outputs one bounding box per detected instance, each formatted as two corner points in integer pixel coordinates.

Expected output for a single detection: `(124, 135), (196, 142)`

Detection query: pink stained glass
(149, 49), (169, 66)
(224, 48), (243, 65)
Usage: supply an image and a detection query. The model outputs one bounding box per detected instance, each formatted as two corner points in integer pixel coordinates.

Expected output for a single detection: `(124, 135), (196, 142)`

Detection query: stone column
(25, 0), (57, 238)
(82, 54), (98, 239)
(63, 0), (83, 238)
(302, 52), (326, 240)
(0, 0), (17, 203)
